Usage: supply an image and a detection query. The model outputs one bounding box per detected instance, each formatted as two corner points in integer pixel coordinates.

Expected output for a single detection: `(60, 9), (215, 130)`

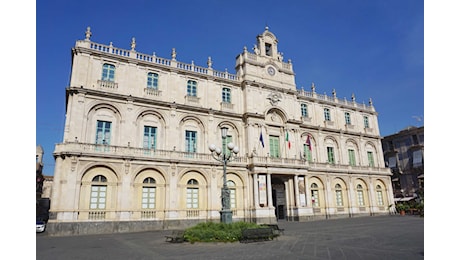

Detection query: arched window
(92, 175), (107, 182)
(227, 180), (236, 209)
(142, 177), (156, 209)
(102, 63), (115, 82)
(186, 179), (199, 208)
(376, 185), (384, 206)
(187, 80), (197, 97)
(147, 72), (159, 89)
(90, 175), (107, 209)
(357, 184), (365, 206)
(335, 184), (343, 207)
(311, 183), (319, 207)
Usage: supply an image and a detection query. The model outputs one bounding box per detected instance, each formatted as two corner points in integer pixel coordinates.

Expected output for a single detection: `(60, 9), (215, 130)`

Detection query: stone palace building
(49, 27), (395, 235)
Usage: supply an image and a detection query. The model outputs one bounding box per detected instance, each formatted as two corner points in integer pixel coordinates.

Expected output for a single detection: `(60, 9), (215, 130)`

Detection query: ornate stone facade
(49, 27), (395, 235)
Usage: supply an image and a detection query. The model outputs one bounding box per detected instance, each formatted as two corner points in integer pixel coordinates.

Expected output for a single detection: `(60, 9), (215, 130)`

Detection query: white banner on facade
(298, 176), (306, 207)
(258, 175), (267, 206)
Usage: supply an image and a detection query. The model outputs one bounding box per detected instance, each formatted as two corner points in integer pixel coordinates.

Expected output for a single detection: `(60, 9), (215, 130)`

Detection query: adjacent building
(49, 27), (394, 235)
(36, 145), (50, 222)
(382, 126), (424, 201)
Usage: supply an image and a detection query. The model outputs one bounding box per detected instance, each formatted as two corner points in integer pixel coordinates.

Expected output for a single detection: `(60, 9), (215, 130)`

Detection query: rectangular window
(185, 130), (197, 153)
(147, 72), (159, 89)
(96, 120), (111, 145)
(187, 80), (197, 97)
(143, 126), (157, 149)
(388, 156), (397, 168)
(90, 185), (106, 209)
(324, 108), (331, 121)
(301, 103), (308, 117)
(357, 190), (365, 206)
(413, 150), (423, 167)
(327, 147), (335, 164)
(311, 190), (319, 207)
(141, 187), (156, 209)
(335, 190), (343, 206)
(388, 141), (394, 150)
(269, 136), (280, 158)
(376, 191), (384, 206)
(348, 149), (356, 166)
(367, 151), (375, 167)
(405, 138), (412, 147)
(303, 144), (312, 162)
(222, 87), (231, 103)
(186, 188), (199, 208)
(230, 189), (236, 209)
(363, 116), (369, 128)
(345, 112), (351, 125)
(102, 64), (115, 82)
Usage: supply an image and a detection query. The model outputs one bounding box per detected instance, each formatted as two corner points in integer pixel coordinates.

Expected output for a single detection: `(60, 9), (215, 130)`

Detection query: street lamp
(209, 127), (239, 223)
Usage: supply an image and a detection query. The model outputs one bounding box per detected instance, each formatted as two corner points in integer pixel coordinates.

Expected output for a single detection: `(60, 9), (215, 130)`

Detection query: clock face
(267, 66), (276, 76)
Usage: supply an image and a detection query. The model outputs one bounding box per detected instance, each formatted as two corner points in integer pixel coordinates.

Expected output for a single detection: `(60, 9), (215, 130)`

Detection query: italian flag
(286, 131), (291, 149)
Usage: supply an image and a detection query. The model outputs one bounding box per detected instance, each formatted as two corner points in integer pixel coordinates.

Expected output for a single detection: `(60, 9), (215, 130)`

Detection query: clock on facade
(267, 66), (276, 76)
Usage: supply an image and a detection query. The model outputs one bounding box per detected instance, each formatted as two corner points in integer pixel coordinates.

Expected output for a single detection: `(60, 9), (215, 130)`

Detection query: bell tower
(235, 27), (296, 91)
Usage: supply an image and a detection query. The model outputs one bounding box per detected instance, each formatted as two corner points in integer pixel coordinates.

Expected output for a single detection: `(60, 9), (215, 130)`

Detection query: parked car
(36, 219), (46, 233)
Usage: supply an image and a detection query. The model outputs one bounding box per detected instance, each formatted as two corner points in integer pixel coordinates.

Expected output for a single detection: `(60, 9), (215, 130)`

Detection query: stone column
(294, 175), (300, 207)
(267, 173), (273, 207)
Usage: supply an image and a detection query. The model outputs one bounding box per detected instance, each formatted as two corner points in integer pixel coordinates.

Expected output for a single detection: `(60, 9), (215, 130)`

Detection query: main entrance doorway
(271, 177), (286, 220)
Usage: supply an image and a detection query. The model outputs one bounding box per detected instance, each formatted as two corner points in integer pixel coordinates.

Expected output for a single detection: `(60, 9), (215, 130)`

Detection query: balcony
(220, 102), (234, 110)
(324, 120), (335, 127)
(364, 127), (374, 134)
(345, 124), (355, 130)
(98, 80), (118, 89)
(185, 95), (200, 104)
(54, 142), (390, 176)
(144, 88), (162, 97)
(301, 116), (311, 123)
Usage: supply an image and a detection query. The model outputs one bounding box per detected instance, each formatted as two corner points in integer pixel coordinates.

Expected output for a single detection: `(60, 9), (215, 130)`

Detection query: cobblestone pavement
(36, 215), (424, 260)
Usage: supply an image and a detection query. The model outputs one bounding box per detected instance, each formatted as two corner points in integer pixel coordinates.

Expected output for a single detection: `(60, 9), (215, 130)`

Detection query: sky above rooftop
(34, 0), (424, 175)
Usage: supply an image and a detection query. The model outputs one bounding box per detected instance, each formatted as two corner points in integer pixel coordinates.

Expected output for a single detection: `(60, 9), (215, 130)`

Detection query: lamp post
(209, 127), (239, 223)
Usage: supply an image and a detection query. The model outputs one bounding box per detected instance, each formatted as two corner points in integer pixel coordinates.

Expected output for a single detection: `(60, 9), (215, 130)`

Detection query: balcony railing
(185, 95), (200, 104)
(84, 40), (239, 82)
(297, 89), (374, 112)
(144, 88), (162, 96)
(220, 102), (234, 110)
(54, 142), (390, 175)
(98, 80), (118, 89)
(81, 40), (375, 114)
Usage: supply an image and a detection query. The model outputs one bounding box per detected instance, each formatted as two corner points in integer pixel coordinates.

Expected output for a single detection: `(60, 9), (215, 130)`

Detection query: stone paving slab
(36, 215), (424, 260)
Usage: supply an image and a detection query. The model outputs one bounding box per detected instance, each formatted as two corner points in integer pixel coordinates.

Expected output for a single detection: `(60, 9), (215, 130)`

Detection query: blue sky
(35, 0), (424, 175)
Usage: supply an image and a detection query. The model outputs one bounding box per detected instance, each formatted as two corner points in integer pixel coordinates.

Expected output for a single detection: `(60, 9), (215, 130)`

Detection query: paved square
(37, 215), (424, 259)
